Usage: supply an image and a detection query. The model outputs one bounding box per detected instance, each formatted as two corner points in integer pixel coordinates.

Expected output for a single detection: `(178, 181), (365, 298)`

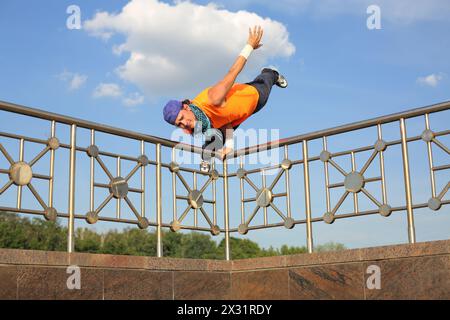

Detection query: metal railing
(0, 100), (449, 259)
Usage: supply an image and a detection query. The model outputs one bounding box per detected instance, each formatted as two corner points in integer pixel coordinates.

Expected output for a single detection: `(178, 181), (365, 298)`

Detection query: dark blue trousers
(246, 68), (279, 115)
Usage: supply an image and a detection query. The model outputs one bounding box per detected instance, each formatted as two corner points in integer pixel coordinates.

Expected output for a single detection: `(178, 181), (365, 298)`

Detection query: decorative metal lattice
(0, 126), (60, 222)
(84, 140), (150, 229)
(320, 126), (392, 224)
(236, 152), (294, 235)
(168, 160), (221, 236)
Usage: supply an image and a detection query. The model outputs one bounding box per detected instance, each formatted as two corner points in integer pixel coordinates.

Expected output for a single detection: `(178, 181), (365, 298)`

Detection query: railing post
(156, 143), (163, 257)
(67, 124), (77, 253)
(89, 130), (95, 213)
(141, 141), (146, 218)
(302, 140), (313, 253)
(223, 159), (231, 261)
(48, 121), (56, 208)
(399, 118), (416, 244)
(17, 139), (24, 209)
(424, 114), (436, 198)
(284, 146), (292, 218)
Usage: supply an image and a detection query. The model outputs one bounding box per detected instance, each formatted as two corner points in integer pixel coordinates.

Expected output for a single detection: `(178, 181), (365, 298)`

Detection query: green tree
(180, 232), (219, 259)
(0, 212), (30, 249)
(315, 241), (346, 252)
(27, 218), (66, 251)
(101, 229), (129, 255)
(0, 212), (66, 251)
(279, 244), (307, 255)
(122, 228), (156, 256)
(98, 228), (157, 256)
(0, 211), (346, 258)
(219, 237), (262, 260)
(75, 228), (102, 253)
(162, 231), (184, 258)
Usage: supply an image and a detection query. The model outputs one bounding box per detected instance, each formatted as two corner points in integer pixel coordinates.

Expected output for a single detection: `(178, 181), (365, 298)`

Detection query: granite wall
(1, 239), (449, 300)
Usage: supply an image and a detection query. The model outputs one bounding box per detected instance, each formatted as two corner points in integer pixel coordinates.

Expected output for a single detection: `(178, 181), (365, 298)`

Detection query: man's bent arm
(217, 123), (235, 159)
(220, 123), (235, 149)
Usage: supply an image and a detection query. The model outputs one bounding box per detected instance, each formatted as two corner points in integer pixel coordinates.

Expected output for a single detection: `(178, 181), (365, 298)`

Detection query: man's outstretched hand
(218, 146), (234, 160)
(248, 25), (264, 50)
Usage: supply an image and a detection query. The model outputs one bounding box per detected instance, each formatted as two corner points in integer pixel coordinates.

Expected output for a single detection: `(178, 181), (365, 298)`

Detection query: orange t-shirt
(191, 84), (260, 129)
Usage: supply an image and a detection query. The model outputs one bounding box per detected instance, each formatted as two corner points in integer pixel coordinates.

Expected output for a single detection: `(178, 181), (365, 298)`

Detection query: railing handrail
(2, 99), (449, 159)
(231, 100), (450, 158)
(0, 100), (205, 155)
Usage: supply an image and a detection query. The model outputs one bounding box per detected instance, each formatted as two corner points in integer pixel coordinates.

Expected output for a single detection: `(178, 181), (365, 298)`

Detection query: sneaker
(261, 67), (288, 88)
(275, 74), (288, 88)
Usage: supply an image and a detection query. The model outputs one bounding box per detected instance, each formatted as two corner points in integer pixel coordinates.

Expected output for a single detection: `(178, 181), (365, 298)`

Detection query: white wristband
(239, 44), (254, 60)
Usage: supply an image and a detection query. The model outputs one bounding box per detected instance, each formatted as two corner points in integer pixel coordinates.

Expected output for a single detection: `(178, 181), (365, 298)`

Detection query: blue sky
(0, 0), (449, 252)
(1, 0), (449, 136)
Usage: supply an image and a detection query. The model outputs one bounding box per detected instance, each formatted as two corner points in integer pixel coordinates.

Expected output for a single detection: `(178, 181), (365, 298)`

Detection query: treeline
(0, 212), (345, 259)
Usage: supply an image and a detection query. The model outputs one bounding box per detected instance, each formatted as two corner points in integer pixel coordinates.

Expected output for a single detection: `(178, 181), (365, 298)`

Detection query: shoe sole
(276, 78), (288, 88)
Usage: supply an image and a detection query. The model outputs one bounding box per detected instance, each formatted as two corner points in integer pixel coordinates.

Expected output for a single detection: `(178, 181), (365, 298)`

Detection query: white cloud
(417, 73), (445, 87)
(93, 83), (123, 98)
(84, 0), (295, 98)
(58, 70), (88, 91)
(92, 83), (145, 107)
(69, 74), (88, 90)
(123, 92), (145, 107)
